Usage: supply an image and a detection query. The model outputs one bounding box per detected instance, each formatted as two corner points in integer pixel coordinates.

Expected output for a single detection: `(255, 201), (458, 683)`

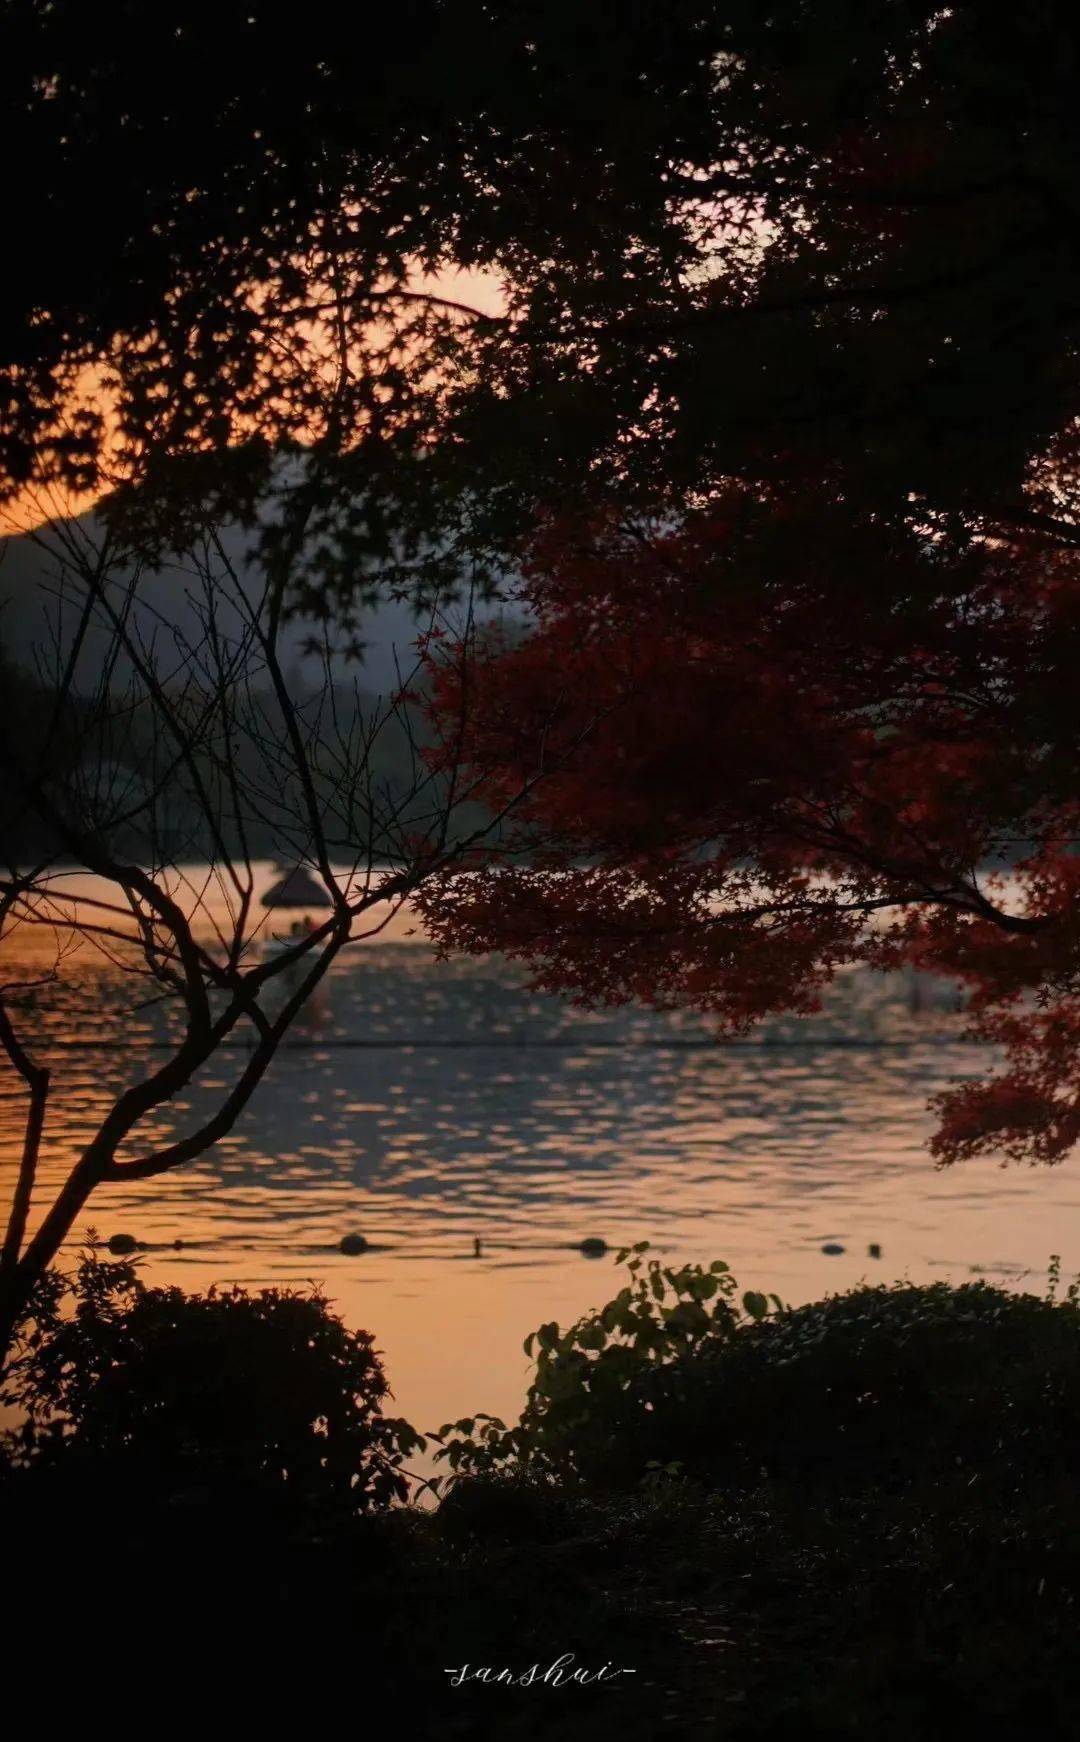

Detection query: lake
(4, 877), (1080, 1438)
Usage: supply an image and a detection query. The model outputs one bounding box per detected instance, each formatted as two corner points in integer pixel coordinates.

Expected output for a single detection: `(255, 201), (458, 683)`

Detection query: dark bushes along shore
(4, 1246), (1080, 1737)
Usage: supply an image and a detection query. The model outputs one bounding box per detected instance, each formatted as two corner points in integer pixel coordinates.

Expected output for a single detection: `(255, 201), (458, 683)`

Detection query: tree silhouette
(0, 469), (585, 1355)
(418, 495), (1080, 1167)
(6, 4), (1080, 553)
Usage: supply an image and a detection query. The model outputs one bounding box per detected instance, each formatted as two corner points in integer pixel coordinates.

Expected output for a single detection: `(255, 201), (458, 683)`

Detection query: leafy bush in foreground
(0, 1248), (424, 1510)
(436, 1246), (1080, 1495)
(433, 1243), (769, 1484)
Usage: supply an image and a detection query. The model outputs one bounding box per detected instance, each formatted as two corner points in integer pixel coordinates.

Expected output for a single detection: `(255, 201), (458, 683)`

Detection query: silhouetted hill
(0, 509), (519, 696)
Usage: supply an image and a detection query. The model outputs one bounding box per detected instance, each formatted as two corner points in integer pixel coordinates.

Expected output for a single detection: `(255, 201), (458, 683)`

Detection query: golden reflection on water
(4, 868), (1080, 1433)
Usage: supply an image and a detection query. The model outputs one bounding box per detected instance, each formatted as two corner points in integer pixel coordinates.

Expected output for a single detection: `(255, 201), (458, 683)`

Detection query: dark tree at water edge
(0, 487), (584, 1358)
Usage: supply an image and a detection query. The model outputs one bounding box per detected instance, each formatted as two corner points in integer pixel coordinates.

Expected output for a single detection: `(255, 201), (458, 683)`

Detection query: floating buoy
(473, 1236), (482, 1257)
(821, 1242), (845, 1256)
(173, 1239), (184, 1251)
(868, 1242), (882, 1259)
(339, 1233), (369, 1256)
(107, 1233), (138, 1255)
(579, 1237), (608, 1258)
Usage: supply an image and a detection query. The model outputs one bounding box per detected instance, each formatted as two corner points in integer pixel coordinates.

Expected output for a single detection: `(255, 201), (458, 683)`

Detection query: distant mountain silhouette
(0, 511), (517, 697)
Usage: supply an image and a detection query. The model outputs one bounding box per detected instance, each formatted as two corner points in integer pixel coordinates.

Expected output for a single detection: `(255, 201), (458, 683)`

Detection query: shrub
(432, 1243), (757, 1484)
(0, 1248), (424, 1512)
(437, 1246), (1080, 1495)
(624, 1278), (1080, 1495)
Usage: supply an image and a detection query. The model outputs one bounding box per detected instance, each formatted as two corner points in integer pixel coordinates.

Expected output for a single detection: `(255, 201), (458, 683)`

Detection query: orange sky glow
(3, 265), (506, 538)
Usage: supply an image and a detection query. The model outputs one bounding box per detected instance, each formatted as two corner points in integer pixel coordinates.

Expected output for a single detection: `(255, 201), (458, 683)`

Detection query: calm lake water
(4, 870), (1080, 1435)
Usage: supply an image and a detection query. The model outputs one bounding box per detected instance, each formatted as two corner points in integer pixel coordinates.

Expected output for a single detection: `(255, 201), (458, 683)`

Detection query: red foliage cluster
(420, 490), (1080, 1166)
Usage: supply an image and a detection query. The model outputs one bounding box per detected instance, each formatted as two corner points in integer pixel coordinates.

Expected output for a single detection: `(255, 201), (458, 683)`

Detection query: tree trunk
(0, 1149), (103, 1366)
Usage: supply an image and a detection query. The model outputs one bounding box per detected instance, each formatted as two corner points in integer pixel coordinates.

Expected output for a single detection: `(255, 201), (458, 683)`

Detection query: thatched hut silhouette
(261, 864), (333, 914)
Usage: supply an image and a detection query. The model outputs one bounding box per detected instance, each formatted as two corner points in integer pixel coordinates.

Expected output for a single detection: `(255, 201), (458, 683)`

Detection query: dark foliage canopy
(5, 2), (1080, 551)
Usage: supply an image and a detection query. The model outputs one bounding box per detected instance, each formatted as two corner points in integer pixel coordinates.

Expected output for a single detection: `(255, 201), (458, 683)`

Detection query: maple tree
(404, 4), (1080, 1171)
(417, 486), (1080, 1169)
